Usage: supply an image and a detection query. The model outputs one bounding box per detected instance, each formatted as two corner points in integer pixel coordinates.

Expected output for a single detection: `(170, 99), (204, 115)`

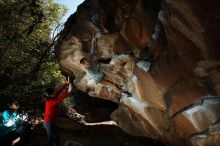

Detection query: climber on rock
(80, 33), (122, 95)
(0, 100), (31, 146)
(42, 76), (73, 146)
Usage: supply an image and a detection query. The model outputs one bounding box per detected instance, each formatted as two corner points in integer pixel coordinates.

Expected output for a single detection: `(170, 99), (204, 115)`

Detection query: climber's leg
(43, 122), (55, 146)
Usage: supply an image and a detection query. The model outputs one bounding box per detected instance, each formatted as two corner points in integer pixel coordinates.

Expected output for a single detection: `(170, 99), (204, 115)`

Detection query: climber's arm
(54, 83), (68, 96)
(54, 92), (68, 105)
(54, 83), (73, 105)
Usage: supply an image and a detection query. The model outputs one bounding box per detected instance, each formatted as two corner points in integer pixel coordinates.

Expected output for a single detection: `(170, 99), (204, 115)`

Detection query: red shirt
(43, 83), (69, 123)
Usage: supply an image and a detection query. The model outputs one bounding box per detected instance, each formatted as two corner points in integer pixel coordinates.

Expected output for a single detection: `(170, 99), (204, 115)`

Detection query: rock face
(55, 0), (220, 145)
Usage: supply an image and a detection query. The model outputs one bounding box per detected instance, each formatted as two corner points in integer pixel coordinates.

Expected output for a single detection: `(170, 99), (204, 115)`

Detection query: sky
(56, 0), (85, 23)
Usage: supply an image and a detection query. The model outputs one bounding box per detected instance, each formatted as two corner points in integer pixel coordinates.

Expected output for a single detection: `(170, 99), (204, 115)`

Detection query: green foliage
(0, 0), (68, 105)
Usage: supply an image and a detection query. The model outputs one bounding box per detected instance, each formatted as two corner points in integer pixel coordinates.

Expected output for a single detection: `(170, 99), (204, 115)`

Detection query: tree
(0, 0), (68, 107)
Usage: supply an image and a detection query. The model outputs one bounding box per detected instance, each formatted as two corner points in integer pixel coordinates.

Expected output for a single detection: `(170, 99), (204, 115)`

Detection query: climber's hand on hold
(68, 75), (75, 83)
(68, 83), (73, 94)
(67, 76), (71, 84)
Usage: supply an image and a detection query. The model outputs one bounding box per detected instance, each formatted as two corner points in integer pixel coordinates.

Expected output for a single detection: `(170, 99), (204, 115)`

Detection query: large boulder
(55, 0), (220, 145)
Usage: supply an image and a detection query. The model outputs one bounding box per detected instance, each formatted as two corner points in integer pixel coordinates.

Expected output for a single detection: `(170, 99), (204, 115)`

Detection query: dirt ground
(25, 122), (163, 146)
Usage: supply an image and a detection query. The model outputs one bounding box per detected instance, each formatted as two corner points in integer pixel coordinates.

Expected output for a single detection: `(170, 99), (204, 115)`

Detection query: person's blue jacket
(0, 110), (19, 137)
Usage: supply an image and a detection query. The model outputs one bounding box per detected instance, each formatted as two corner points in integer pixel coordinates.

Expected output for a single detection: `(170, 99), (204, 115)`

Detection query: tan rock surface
(55, 0), (220, 145)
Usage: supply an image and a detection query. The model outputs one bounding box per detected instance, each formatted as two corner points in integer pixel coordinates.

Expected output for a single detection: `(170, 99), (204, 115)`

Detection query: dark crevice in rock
(70, 90), (118, 123)
(189, 129), (209, 138)
(200, 77), (218, 95)
(171, 103), (195, 118)
(143, 0), (162, 14)
(98, 58), (112, 64)
(172, 96), (220, 118)
(188, 118), (220, 138)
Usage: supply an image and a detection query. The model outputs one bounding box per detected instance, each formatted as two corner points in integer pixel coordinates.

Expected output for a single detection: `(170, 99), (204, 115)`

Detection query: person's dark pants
(16, 123), (31, 146)
(0, 131), (18, 146)
(43, 122), (56, 146)
(0, 124), (31, 146)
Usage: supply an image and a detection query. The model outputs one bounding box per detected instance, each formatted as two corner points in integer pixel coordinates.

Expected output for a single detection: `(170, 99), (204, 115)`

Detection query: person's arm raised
(54, 83), (68, 96)
(54, 76), (71, 96)
(54, 82), (73, 105)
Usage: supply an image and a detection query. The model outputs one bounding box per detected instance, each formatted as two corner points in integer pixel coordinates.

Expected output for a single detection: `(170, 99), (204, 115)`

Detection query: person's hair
(43, 87), (54, 99)
(80, 57), (88, 64)
(7, 99), (18, 107)
(45, 87), (54, 95)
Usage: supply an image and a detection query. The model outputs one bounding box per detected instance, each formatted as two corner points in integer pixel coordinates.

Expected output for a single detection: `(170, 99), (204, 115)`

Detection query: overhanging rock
(55, 0), (220, 145)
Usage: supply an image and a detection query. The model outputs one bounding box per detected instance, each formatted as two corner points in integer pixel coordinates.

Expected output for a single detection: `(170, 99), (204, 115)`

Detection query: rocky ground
(24, 116), (163, 146)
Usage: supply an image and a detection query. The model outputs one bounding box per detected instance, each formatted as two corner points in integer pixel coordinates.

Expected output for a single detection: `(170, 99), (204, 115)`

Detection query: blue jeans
(43, 122), (56, 145)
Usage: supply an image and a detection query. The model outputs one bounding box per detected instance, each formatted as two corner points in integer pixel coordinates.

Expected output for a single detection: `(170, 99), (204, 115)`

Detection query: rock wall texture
(55, 0), (220, 145)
